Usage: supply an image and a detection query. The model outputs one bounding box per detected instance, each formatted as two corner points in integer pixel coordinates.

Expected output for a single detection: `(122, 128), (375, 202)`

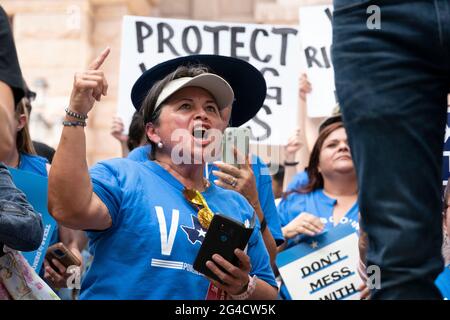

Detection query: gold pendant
(198, 207), (214, 229)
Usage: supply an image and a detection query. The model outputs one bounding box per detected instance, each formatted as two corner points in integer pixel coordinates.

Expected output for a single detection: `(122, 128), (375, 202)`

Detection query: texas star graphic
(181, 214), (208, 245)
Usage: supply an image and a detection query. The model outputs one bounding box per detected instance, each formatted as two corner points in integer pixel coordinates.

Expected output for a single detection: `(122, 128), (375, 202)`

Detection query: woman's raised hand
(69, 47), (110, 116)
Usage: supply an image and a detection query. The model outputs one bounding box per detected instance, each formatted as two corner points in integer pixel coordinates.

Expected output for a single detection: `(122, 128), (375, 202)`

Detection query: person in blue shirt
(0, 81), (86, 295)
(125, 72), (283, 267)
(285, 109), (343, 194)
(126, 113), (282, 267)
(277, 121), (358, 300)
(49, 51), (278, 300)
(277, 121), (359, 250)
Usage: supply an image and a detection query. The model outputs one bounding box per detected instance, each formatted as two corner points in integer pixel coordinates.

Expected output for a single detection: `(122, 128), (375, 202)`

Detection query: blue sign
(9, 168), (56, 273)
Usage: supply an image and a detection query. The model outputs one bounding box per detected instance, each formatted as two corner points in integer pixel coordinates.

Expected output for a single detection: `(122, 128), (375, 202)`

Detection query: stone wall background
(3, 0), (331, 166)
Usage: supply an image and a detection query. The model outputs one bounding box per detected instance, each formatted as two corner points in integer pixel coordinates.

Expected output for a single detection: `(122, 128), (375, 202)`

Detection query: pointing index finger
(89, 47), (110, 70)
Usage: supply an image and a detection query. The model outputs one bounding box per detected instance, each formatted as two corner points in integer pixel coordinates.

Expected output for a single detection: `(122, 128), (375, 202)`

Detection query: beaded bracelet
(283, 161), (299, 167)
(62, 120), (86, 127)
(65, 107), (88, 120)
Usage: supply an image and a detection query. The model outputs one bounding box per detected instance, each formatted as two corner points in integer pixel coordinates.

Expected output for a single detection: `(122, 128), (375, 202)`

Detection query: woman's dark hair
(285, 121), (345, 197)
(140, 64), (212, 160)
(127, 111), (145, 152)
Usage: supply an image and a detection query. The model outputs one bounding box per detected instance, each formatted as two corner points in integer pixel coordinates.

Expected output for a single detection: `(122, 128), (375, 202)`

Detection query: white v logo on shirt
(155, 206), (179, 256)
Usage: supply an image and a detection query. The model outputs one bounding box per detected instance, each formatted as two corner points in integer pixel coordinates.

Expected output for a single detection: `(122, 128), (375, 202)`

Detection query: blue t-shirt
(18, 152), (48, 177)
(18, 152), (59, 243)
(81, 158), (277, 300)
(127, 145), (150, 162)
(277, 187), (359, 300)
(277, 189), (359, 249)
(286, 170), (309, 192)
(128, 146), (285, 247)
(435, 265), (450, 300)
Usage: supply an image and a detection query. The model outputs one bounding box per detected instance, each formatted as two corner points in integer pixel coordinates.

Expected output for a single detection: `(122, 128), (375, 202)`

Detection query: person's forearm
(0, 84), (15, 160)
(253, 203), (277, 266)
(59, 225), (88, 251)
(120, 141), (129, 158)
(48, 117), (93, 226)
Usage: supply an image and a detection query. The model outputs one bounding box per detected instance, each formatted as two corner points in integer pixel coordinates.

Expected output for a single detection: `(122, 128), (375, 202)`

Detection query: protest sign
(9, 168), (56, 273)
(299, 5), (336, 117)
(117, 16), (301, 145)
(277, 223), (362, 300)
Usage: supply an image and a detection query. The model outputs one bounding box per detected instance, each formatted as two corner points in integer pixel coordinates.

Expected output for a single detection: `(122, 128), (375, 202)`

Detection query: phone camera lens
(220, 235), (228, 242)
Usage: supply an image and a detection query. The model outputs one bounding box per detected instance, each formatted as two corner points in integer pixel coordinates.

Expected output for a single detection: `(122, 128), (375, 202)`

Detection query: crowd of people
(1, 2), (450, 300)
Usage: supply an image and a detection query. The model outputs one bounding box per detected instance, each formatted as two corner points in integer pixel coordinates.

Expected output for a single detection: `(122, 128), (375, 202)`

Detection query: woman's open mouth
(192, 126), (212, 146)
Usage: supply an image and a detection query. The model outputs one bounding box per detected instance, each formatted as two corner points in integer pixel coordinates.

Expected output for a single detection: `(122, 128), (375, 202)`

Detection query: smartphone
(45, 242), (81, 270)
(193, 214), (254, 282)
(222, 127), (250, 166)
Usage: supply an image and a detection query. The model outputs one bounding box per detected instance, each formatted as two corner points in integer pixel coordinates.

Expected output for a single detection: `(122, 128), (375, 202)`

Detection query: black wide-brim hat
(131, 55), (266, 127)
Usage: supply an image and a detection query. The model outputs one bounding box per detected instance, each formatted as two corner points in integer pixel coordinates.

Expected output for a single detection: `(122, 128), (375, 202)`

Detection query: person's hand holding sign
(69, 47), (110, 116)
(282, 211), (324, 238)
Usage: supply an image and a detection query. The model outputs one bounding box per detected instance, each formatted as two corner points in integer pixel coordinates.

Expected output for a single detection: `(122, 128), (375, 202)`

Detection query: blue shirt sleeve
(89, 161), (124, 230)
(127, 145), (151, 162)
(286, 170), (309, 192)
(277, 193), (304, 228)
(252, 157), (285, 246)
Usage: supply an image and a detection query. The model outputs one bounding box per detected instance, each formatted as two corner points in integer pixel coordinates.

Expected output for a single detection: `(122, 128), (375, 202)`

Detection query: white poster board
(117, 16), (301, 145)
(299, 5), (337, 117)
(277, 224), (362, 300)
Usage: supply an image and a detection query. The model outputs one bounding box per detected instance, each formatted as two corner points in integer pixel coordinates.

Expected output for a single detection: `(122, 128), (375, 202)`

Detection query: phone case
(193, 214), (254, 282)
(222, 127), (250, 166)
(45, 242), (81, 269)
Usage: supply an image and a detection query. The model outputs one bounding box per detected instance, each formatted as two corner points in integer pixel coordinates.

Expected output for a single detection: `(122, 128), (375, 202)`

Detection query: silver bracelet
(65, 107), (88, 120)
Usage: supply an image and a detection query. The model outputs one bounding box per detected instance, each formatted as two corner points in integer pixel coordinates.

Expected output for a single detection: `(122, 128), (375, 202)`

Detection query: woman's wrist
(229, 275), (257, 300)
(282, 225), (295, 239)
(284, 153), (296, 162)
